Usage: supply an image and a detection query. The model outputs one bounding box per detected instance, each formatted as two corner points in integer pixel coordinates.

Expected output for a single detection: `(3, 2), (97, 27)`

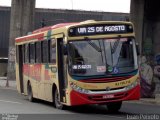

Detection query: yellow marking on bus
(70, 74), (138, 90)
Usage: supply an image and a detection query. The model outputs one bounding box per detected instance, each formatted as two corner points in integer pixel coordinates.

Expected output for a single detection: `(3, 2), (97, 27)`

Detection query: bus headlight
(126, 79), (139, 90)
(70, 82), (90, 94)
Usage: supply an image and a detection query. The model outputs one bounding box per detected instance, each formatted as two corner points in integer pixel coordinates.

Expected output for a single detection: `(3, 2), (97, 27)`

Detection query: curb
(0, 79), (16, 89)
(0, 86), (16, 90)
(125, 99), (160, 106)
(140, 98), (160, 105)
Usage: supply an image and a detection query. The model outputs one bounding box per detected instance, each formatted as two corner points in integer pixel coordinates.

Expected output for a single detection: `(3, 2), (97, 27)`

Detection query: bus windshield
(68, 38), (137, 76)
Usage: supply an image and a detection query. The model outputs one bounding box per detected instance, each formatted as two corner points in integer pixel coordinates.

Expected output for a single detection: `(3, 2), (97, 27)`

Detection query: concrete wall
(130, 0), (160, 98)
(0, 63), (7, 77)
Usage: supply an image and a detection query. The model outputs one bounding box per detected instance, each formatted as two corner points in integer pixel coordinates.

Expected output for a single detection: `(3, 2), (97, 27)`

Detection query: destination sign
(68, 24), (133, 37)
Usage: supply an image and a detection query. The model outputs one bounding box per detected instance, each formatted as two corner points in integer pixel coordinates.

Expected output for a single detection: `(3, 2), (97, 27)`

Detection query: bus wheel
(106, 101), (122, 113)
(27, 82), (34, 102)
(53, 89), (64, 109)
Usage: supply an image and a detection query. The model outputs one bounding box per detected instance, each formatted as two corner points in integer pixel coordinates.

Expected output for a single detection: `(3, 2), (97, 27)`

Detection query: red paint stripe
(32, 26), (52, 34)
(33, 23), (78, 34)
(15, 33), (44, 43)
(16, 23), (78, 43)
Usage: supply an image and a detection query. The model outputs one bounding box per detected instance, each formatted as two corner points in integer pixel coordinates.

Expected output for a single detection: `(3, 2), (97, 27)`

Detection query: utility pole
(6, 0), (36, 86)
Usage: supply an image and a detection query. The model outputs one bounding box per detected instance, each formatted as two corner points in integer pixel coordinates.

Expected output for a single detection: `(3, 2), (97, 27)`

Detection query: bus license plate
(103, 94), (114, 99)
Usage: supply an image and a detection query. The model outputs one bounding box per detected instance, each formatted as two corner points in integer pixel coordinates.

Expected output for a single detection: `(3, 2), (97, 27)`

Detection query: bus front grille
(79, 76), (132, 83)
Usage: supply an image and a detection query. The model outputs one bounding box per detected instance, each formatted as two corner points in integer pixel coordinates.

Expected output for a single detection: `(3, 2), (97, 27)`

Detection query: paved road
(0, 87), (160, 120)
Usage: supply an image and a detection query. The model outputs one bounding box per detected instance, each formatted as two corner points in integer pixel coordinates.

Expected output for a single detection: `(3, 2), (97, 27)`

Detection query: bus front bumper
(70, 85), (140, 106)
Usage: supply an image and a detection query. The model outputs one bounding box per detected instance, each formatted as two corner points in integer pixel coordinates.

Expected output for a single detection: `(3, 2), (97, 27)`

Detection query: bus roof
(32, 23), (78, 34)
(15, 20), (133, 44)
(15, 22), (78, 43)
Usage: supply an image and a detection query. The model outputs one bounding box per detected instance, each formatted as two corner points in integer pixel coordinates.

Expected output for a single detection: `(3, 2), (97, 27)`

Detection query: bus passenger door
(16, 45), (24, 93)
(57, 38), (67, 103)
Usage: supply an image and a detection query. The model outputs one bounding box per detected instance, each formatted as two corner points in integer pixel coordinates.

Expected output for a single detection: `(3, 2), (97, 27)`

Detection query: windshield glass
(68, 38), (137, 76)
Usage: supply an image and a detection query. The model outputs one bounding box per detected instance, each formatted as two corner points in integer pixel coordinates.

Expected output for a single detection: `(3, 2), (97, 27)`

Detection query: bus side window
(35, 42), (41, 63)
(50, 39), (56, 64)
(29, 43), (35, 63)
(42, 40), (49, 63)
(48, 40), (51, 63)
(25, 44), (29, 63)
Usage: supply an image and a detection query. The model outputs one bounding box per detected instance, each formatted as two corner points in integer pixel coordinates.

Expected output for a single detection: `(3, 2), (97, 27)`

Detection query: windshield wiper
(86, 39), (104, 63)
(111, 35), (121, 54)
(87, 40), (102, 52)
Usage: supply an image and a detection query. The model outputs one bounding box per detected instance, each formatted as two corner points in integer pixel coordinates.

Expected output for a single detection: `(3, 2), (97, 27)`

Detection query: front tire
(53, 89), (64, 109)
(27, 82), (34, 102)
(106, 101), (122, 113)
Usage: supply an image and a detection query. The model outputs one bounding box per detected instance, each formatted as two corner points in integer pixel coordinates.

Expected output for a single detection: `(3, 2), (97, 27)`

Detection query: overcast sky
(0, 0), (131, 13)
